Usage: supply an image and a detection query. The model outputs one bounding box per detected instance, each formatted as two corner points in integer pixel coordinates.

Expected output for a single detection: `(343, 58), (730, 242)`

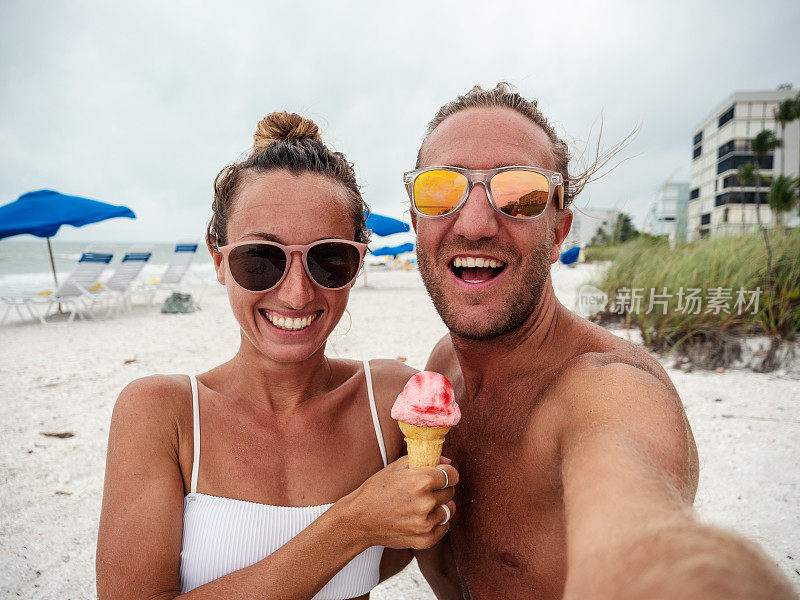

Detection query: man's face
(413, 107), (571, 340)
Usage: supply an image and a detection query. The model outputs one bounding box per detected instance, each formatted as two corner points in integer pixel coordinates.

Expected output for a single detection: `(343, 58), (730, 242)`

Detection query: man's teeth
(452, 256), (504, 268)
(264, 312), (317, 331)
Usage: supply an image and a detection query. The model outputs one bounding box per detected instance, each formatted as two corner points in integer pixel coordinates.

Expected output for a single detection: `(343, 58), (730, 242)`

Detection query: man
(409, 84), (794, 600)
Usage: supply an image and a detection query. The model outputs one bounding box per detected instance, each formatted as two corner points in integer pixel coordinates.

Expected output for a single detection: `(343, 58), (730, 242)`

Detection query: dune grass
(595, 230), (800, 357)
(583, 244), (622, 262)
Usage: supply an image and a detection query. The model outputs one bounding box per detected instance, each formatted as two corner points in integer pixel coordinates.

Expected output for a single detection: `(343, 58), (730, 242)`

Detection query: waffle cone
(398, 421), (451, 467)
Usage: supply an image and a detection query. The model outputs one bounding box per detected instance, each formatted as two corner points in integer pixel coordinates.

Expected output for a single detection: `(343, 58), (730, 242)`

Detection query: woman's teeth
(263, 311), (317, 331)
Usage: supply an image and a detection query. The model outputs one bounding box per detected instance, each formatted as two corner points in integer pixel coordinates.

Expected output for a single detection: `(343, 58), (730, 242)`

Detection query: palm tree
(794, 93), (800, 196)
(750, 129), (782, 229)
(750, 130), (781, 289)
(737, 162), (755, 233)
(774, 99), (795, 176)
(767, 175), (798, 228)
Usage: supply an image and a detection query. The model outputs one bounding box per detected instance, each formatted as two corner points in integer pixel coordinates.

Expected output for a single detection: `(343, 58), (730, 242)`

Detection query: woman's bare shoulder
(365, 359), (417, 461)
(112, 374), (192, 438)
(367, 359), (417, 401)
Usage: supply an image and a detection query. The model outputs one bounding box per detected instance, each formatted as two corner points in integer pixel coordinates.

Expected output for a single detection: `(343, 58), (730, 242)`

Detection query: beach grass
(583, 244), (622, 262)
(594, 230), (800, 365)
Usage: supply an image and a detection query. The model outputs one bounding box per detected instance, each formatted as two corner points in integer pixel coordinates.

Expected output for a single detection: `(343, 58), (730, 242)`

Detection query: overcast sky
(1, 0), (799, 243)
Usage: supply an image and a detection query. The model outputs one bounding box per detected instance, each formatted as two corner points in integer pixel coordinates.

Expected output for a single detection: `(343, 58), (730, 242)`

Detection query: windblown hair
(208, 111), (369, 249)
(417, 83), (627, 210)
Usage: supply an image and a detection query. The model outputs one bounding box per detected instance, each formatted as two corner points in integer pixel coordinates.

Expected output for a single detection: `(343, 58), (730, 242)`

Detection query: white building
(644, 182), (690, 242)
(688, 88), (800, 240)
(564, 207), (617, 248)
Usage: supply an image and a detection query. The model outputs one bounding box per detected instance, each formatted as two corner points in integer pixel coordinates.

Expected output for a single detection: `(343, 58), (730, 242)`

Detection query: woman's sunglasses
(216, 239), (368, 292)
(403, 165), (564, 220)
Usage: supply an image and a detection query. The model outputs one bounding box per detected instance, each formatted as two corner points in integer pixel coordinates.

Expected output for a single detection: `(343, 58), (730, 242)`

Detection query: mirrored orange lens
(491, 170), (550, 218)
(413, 170), (468, 216)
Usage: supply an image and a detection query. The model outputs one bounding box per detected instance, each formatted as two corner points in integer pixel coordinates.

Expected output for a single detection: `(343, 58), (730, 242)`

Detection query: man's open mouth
(450, 255), (506, 284)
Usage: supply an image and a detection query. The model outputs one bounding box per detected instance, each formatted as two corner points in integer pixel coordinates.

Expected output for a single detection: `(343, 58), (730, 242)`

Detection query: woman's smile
(259, 308), (323, 332)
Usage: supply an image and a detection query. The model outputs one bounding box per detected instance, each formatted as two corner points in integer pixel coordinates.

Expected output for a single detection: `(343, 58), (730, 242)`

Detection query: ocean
(0, 239), (215, 293)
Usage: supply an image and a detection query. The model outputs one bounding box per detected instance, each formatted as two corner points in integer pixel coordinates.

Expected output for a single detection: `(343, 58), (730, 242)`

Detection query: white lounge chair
(134, 241), (203, 307)
(82, 244), (153, 319)
(0, 244), (114, 326)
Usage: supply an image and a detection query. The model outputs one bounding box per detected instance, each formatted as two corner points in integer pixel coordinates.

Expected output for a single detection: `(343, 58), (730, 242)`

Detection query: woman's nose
(275, 252), (315, 307)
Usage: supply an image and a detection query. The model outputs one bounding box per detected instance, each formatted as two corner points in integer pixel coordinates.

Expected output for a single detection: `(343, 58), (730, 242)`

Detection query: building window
(718, 139), (751, 159)
(718, 105), (735, 128)
(663, 216), (676, 222)
(700, 213), (711, 225)
(717, 153), (773, 175)
(693, 131), (703, 145)
(723, 174), (771, 188)
(693, 146), (702, 160)
(723, 208), (729, 223)
(690, 188), (700, 199)
(716, 191), (768, 205)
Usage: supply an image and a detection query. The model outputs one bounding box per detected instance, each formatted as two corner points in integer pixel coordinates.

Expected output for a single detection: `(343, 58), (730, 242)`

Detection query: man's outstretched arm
(558, 362), (794, 600)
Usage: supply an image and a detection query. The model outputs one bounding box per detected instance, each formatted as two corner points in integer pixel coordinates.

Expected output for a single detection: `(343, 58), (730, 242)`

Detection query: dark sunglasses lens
(228, 244), (286, 291)
(307, 242), (361, 288)
(491, 170), (550, 218)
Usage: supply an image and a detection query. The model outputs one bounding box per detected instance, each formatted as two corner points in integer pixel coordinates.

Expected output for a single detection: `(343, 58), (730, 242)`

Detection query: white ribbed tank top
(179, 361), (388, 598)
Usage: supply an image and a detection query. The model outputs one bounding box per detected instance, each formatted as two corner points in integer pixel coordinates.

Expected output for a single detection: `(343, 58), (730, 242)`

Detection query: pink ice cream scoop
(391, 371), (461, 428)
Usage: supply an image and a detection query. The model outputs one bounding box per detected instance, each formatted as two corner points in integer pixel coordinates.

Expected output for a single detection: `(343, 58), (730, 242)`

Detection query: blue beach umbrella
(559, 246), (581, 265)
(370, 242), (415, 257)
(365, 212), (410, 237)
(0, 189), (136, 287)
(361, 212), (411, 286)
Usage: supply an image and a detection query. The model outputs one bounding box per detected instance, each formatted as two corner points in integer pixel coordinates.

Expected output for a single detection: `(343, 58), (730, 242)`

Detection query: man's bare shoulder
(425, 333), (463, 392)
(555, 351), (681, 413)
(425, 333), (457, 374)
(546, 348), (698, 499)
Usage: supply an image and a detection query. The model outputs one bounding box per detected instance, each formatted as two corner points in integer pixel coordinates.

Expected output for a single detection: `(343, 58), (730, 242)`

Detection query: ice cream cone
(392, 371), (460, 468)
(398, 421), (451, 467)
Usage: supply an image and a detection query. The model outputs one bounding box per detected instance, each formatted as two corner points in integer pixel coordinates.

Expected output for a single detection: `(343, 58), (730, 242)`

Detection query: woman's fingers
(431, 464), (459, 489)
(351, 455), (459, 549)
(432, 486), (455, 506)
(428, 500), (456, 526)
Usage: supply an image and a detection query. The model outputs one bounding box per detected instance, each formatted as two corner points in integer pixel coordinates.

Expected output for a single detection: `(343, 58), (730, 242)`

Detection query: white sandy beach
(0, 262), (798, 598)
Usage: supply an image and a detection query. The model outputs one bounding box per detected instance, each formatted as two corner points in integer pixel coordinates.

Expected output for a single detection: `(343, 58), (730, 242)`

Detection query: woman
(96, 112), (458, 599)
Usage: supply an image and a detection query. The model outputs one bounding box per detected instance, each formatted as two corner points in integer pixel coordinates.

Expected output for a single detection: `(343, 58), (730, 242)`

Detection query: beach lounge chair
(134, 241), (202, 307)
(82, 244), (153, 319)
(0, 244), (114, 326)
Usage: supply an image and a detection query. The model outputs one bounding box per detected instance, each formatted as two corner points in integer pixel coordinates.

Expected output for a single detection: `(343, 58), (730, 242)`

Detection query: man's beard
(417, 231), (553, 341)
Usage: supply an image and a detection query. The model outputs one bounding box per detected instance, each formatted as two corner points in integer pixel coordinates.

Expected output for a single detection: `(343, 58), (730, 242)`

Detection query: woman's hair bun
(253, 111), (321, 153)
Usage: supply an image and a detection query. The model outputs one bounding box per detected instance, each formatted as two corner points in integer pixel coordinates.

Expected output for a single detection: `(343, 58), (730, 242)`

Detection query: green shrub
(594, 231), (800, 351)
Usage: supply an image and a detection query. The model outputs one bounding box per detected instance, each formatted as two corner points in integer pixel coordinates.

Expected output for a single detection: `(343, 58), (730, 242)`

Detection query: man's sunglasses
(403, 166), (564, 220)
(216, 239), (368, 292)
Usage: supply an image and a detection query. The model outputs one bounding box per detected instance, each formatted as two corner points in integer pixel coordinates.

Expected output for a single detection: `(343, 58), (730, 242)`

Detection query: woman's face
(213, 169), (358, 364)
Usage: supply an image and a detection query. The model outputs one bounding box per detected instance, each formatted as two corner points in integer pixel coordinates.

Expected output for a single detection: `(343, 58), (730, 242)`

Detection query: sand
(0, 263), (798, 598)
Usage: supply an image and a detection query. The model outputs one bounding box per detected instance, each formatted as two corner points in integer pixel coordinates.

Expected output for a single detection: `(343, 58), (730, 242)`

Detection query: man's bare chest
(443, 396), (568, 599)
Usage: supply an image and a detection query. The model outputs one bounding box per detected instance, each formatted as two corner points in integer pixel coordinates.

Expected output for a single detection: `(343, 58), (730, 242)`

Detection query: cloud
(1, 0), (798, 241)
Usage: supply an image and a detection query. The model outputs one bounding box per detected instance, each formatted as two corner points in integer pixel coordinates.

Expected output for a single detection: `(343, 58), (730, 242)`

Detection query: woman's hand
(338, 456), (459, 550)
